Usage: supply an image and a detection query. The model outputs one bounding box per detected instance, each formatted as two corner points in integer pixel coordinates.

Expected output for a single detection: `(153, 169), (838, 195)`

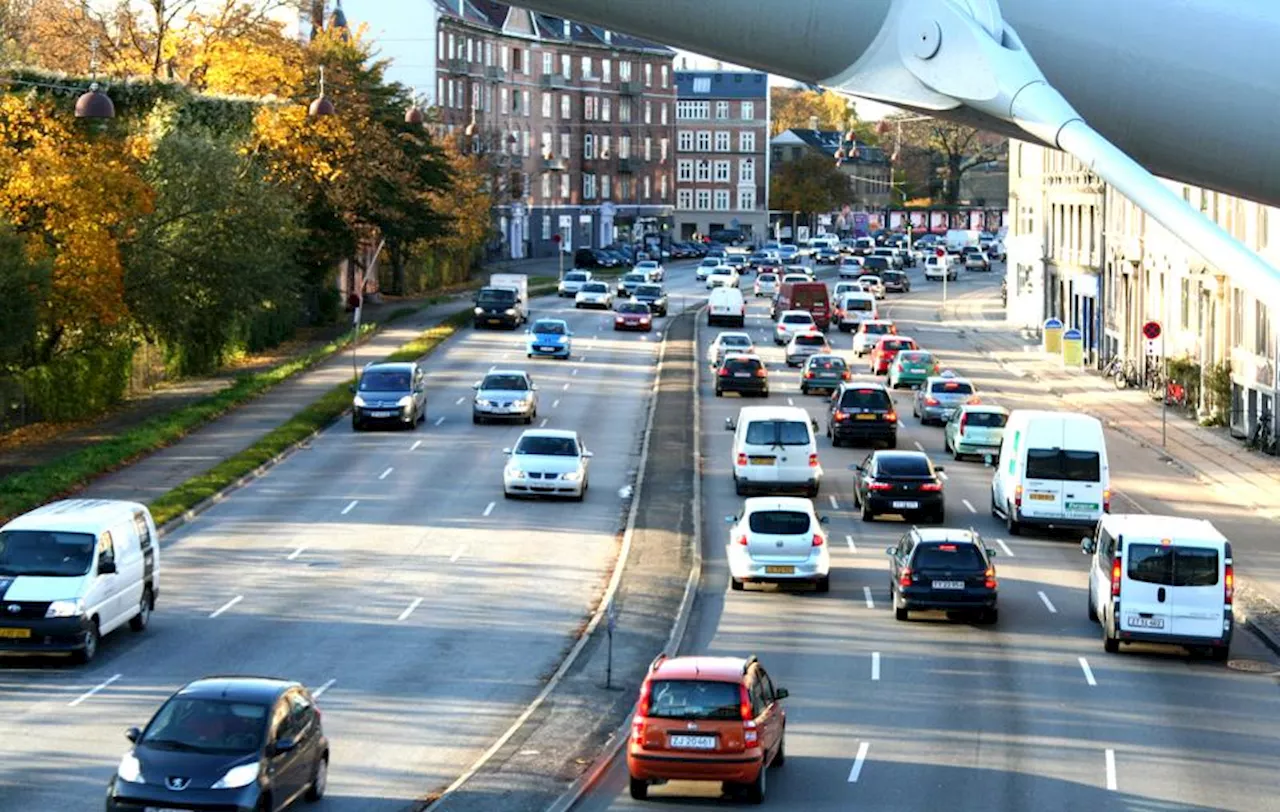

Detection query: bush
(19, 346), (134, 422)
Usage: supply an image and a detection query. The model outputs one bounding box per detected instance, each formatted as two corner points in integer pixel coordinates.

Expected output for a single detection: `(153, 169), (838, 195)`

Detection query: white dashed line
(286, 546), (306, 561)
(449, 544), (468, 563)
(845, 535), (856, 552)
(562, 383), (570, 391)
(434, 416), (446, 426)
(1105, 749), (1117, 791)
(313, 678), (337, 698)
(483, 501), (495, 517)
(962, 498), (976, 513)
(1038, 591), (1058, 613)
(379, 467), (394, 480)
(995, 538), (1014, 557)
(539, 418), (549, 427)
(68, 674), (122, 707)
(572, 368), (579, 376)
(847, 742), (871, 782)
(862, 586), (874, 609)
(787, 397), (795, 406)
(871, 652), (881, 681)
(455, 397), (465, 405)
(1079, 656), (1098, 686)
(913, 440), (925, 451)
(552, 399), (561, 408)
(410, 440), (422, 451)
(397, 597), (424, 622)
(341, 499), (358, 515)
(828, 495), (840, 510)
(209, 595), (243, 619)
(898, 420), (906, 428)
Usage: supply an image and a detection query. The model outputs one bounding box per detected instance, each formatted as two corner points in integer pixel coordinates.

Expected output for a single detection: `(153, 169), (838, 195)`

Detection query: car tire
(715, 388), (723, 397)
(1006, 503), (1023, 536)
(1103, 620), (1120, 654)
(525, 415), (533, 425)
(815, 576), (830, 594)
(806, 483), (820, 498)
(885, 435), (897, 449)
(503, 489), (515, 499)
(472, 414), (481, 425)
(734, 478), (747, 496)
(305, 756), (328, 802)
(629, 777), (649, 800)
(980, 608), (999, 625)
(772, 732), (786, 766)
(352, 418), (363, 432)
(1087, 586), (1099, 623)
(1210, 645), (1230, 662)
(743, 762), (767, 804)
(73, 619), (100, 665)
(860, 499), (874, 522)
(129, 588), (152, 633)
(895, 605), (909, 621)
(731, 577), (744, 591)
(800, 385), (808, 395)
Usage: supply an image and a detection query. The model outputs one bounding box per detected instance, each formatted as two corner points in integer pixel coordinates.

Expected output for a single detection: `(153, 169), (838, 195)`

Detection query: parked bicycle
(1103, 356), (1141, 390)
(1249, 409), (1277, 455)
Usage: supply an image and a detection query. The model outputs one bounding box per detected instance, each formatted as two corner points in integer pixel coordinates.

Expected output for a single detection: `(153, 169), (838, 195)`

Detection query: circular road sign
(1142, 320), (1162, 340)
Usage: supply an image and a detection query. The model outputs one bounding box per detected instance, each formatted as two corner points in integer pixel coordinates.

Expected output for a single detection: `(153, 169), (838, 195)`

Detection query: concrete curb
(423, 305), (693, 812)
(543, 305), (707, 812)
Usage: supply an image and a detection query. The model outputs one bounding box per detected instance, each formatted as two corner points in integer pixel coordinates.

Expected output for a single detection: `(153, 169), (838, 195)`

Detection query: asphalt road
(0, 264), (708, 810)
(572, 259), (1280, 811)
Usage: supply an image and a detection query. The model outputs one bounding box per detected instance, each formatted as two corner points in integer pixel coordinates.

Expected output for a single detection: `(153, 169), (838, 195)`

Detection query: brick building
(769, 128), (892, 211)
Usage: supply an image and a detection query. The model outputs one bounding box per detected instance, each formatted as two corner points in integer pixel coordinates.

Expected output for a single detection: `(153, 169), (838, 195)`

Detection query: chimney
(809, 115), (819, 131)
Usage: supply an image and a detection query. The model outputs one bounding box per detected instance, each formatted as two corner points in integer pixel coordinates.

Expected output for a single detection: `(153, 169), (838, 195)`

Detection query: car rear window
(963, 411), (1007, 427)
(758, 273), (778, 282)
(864, 257), (889, 270)
(900, 352), (930, 363)
(931, 380), (975, 394)
(721, 335), (752, 347)
(795, 334), (826, 346)
(744, 420), (811, 446)
(748, 510), (812, 535)
(618, 302), (649, 314)
(876, 456), (932, 476)
(783, 314), (814, 325)
(646, 680), (741, 720)
(808, 357), (845, 370)
(1127, 545), (1220, 587)
(861, 323), (891, 335)
(1025, 449), (1102, 481)
(582, 282), (607, 293)
(913, 542), (986, 571)
(844, 298), (874, 312)
(564, 272), (588, 282)
(880, 339), (912, 351)
(724, 357), (762, 373)
(840, 388), (891, 409)
(636, 285), (663, 296)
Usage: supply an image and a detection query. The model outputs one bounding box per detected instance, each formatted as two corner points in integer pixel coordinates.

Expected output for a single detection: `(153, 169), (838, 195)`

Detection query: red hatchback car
(869, 335), (919, 374)
(614, 301), (654, 332)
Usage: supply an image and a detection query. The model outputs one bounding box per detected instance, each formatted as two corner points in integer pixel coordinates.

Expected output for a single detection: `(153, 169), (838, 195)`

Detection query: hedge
(17, 345), (134, 423)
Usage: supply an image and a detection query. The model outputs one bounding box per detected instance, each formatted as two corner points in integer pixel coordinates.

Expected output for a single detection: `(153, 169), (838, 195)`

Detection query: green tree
(885, 116), (1006, 205)
(769, 152), (854, 217)
(0, 220), (50, 368)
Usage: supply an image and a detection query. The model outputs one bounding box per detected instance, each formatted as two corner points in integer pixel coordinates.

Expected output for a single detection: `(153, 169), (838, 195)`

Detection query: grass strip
(148, 310), (474, 527)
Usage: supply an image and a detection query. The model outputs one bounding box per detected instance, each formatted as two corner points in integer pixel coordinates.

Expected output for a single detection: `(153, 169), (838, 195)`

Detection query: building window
(644, 101), (652, 124)
(541, 130), (553, 157)
(737, 187), (755, 210)
(439, 31), (446, 60)
(620, 100), (632, 123)
(620, 135), (631, 159)
(620, 60), (632, 81)
(522, 90), (530, 117)
(644, 63), (653, 86)
(644, 137), (652, 161)
(713, 160), (730, 182)
(437, 77), (444, 107)
(514, 47), (526, 74)
(581, 56), (593, 79)
(543, 52), (553, 75)
(714, 131), (730, 152)
(602, 98), (611, 122)
(485, 41), (493, 66)
(1232, 288), (1245, 349)
(677, 101), (710, 120)
(542, 92), (552, 117)
(583, 133), (595, 159)
(561, 54), (572, 79)
(602, 174), (611, 199)
(660, 103), (668, 125)
(714, 190), (730, 210)
(739, 157), (755, 183)
(522, 130), (530, 156)
(660, 138), (669, 162)
(677, 189), (693, 209)
(618, 177), (631, 200)
(692, 76), (710, 93)
(447, 33), (455, 60)
(1256, 298), (1274, 358)
(600, 135), (611, 158)
(696, 131), (712, 151)
(741, 101), (754, 120)
(584, 96), (598, 120)
(560, 173), (571, 199)
(501, 45), (510, 71)
(739, 131), (755, 152)
(677, 130), (693, 152)
(677, 160), (694, 182)
(715, 101), (729, 120)
(1180, 279), (1191, 330)
(695, 160), (711, 182)
(499, 87), (508, 113)
(560, 133), (571, 160)
(561, 94), (571, 119)
(541, 173), (551, 200)
(602, 59), (612, 83)
(696, 189), (711, 210)
(583, 174), (596, 200)
(661, 65), (669, 88)
(542, 215), (551, 239)
(643, 175), (651, 199)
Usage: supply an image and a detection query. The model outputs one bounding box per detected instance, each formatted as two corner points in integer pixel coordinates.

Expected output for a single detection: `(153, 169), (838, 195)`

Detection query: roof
(2, 499), (147, 534)
(1008, 409), (1103, 426)
(435, 1), (673, 53)
(1100, 514), (1229, 544)
(771, 129), (889, 164)
(484, 369), (530, 377)
(743, 496), (817, 513)
(872, 450), (932, 462)
(912, 527), (979, 543)
(735, 405), (812, 420)
(652, 655), (749, 683)
(518, 428), (579, 440)
(176, 677), (297, 702)
(674, 70), (768, 99)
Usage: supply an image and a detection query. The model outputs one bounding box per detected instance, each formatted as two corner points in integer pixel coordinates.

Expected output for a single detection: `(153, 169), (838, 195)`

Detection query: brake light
(842, 371), (852, 380)
(899, 567), (912, 587)
(959, 413), (968, 431)
(1014, 484), (1023, 509)
(920, 482), (942, 491)
(1103, 488), (1111, 513)
(719, 367), (731, 376)
(1110, 557), (1122, 596)
(736, 534), (749, 546)
(638, 680), (653, 718)
(755, 367), (768, 378)
(984, 566), (997, 590)
(834, 410), (848, 421)
(739, 684), (753, 721)
(868, 481), (893, 491)
(966, 396), (982, 404)
(631, 717), (646, 745)
(885, 411), (897, 422)
(925, 396), (940, 406)
(736, 453), (748, 466)
(1225, 563), (1234, 605)
(805, 371), (814, 379)
(808, 453), (819, 468)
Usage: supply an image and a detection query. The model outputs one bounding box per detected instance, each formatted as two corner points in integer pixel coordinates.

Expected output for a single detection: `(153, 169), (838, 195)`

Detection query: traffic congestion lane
(0, 264), (706, 811)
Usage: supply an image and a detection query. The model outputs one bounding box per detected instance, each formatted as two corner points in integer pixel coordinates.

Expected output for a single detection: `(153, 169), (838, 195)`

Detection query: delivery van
(990, 410), (1110, 535)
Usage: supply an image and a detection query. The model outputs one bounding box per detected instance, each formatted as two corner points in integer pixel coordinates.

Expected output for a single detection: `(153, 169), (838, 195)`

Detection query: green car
(887, 350), (940, 389)
(800, 354), (850, 394)
(943, 404), (1010, 460)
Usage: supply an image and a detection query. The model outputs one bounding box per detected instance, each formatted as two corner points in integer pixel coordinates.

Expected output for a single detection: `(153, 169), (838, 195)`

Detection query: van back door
(1120, 541), (1173, 636)
(1021, 448), (1065, 520)
(1169, 544), (1224, 640)
(1061, 449), (1105, 523)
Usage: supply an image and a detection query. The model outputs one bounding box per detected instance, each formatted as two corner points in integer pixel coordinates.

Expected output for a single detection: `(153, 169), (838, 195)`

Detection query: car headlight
(562, 470), (583, 482)
(211, 761), (260, 789)
(506, 468), (526, 479)
(476, 398), (494, 407)
(474, 307), (484, 315)
(116, 752), (143, 784)
(504, 308), (517, 315)
(511, 399), (530, 409)
(45, 599), (84, 619)
(353, 394), (367, 408)
(397, 395), (413, 407)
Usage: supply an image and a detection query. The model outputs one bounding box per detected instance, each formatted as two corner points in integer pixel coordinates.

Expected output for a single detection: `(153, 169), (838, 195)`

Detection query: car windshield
(142, 697), (268, 755)
(360, 369), (410, 391)
(636, 285), (663, 297)
(862, 323), (891, 335)
(1127, 545), (1219, 587)
(932, 380), (975, 395)
(1025, 449), (1101, 481)
(564, 272), (588, 282)
(637, 262), (658, 269)
(963, 410), (1006, 427)
(476, 289), (516, 304)
(582, 283), (608, 293)
(515, 435), (579, 456)
(533, 321), (566, 335)
(646, 679), (741, 720)
(795, 334), (827, 346)
(744, 420), (810, 446)
(482, 374), (528, 391)
(0, 530), (95, 577)
(624, 274), (646, 283)
(914, 542), (985, 571)
(748, 510), (812, 535)
(782, 314), (814, 325)
(877, 456), (932, 476)
(618, 302), (649, 314)
(840, 388), (891, 409)
(865, 257), (889, 269)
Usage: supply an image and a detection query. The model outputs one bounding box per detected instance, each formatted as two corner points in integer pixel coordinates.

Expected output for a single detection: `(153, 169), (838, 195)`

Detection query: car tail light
(1103, 488), (1112, 513)
(984, 566), (997, 589)
(736, 534), (749, 546)
(1014, 484), (1023, 510)
(631, 717), (646, 745)
(959, 413), (968, 432)
(812, 534), (825, 547)
(739, 684), (753, 722)
(834, 410), (848, 421)
(843, 371), (852, 380)
(1225, 563), (1234, 605)
(808, 453), (819, 468)
(925, 396), (940, 406)
(805, 371), (814, 379)
(920, 481), (942, 492)
(638, 680), (653, 718)
(899, 567), (912, 587)
(1110, 557), (1122, 597)
(967, 396), (982, 404)
(719, 367), (731, 376)
(868, 480), (892, 491)
(736, 453), (748, 466)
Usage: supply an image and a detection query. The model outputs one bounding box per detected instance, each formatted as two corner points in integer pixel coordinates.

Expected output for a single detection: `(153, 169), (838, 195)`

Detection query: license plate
(488, 318), (502, 324)
(748, 456), (775, 465)
(1127, 615), (1165, 629)
(369, 411), (393, 418)
(0, 628), (30, 639)
(932, 580), (965, 589)
(855, 414), (877, 420)
(146, 808), (188, 812)
(765, 565), (795, 574)
(1066, 502), (1098, 511)
(668, 734), (717, 750)
(734, 372), (751, 377)
(538, 347), (556, 352)
(892, 501), (919, 509)
(1028, 492), (1055, 501)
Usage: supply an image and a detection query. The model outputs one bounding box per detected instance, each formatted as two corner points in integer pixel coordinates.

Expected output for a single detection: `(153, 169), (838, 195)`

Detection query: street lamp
(74, 39), (114, 120)
(307, 66), (335, 118)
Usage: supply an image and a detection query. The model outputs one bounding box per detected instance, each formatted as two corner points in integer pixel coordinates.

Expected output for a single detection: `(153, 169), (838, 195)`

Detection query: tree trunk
(389, 241), (406, 296)
(943, 156), (964, 205)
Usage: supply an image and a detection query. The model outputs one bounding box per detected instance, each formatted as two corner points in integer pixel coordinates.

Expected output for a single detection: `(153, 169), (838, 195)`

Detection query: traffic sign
(935, 248), (946, 258)
(1142, 320), (1162, 340)
(552, 233), (561, 243)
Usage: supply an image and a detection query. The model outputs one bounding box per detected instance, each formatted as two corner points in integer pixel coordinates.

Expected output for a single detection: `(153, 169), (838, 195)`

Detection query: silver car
(785, 332), (831, 367)
(473, 370), (538, 424)
(913, 374), (979, 425)
(503, 429), (592, 500)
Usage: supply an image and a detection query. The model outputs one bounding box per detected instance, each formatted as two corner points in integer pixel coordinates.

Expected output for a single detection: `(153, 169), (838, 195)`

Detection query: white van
(990, 410), (1110, 535)
(727, 406), (822, 497)
(707, 286), (746, 327)
(1081, 514), (1233, 660)
(0, 499), (160, 663)
(836, 292), (878, 331)
(808, 235), (840, 252)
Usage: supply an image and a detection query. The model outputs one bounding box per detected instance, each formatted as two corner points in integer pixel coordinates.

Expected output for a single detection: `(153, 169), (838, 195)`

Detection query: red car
(614, 301), (654, 332)
(869, 335), (919, 374)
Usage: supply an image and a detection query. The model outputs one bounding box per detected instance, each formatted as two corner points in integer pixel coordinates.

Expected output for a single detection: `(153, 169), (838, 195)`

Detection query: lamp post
(307, 66), (335, 117)
(74, 39), (115, 120)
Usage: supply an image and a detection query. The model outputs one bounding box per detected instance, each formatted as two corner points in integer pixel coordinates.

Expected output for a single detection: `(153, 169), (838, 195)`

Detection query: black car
(473, 285), (526, 329)
(351, 362), (426, 431)
(715, 353), (768, 397)
(574, 248), (602, 268)
(632, 283), (669, 316)
(886, 528), (998, 623)
(881, 270), (911, 293)
(106, 677), (329, 812)
(827, 382), (897, 448)
(852, 450), (946, 522)
(813, 248), (842, 265)
(861, 255), (891, 276)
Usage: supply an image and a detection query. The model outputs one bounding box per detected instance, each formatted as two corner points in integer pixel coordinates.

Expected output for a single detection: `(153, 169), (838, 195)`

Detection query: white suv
(697, 258), (726, 280)
(773, 310), (817, 345)
(726, 497), (831, 592)
(923, 256), (958, 282)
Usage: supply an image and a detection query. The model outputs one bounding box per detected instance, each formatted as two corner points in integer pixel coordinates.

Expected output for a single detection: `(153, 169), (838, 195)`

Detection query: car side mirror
(1081, 536), (1097, 555)
(98, 560), (117, 575)
(774, 687), (789, 701)
(531, 384), (538, 391)
(724, 418), (736, 431)
(472, 382), (481, 389)
(125, 727), (141, 743)
(724, 515), (737, 524)
(934, 465), (945, 472)
(986, 548), (998, 558)
(502, 448), (513, 455)
(567, 331), (574, 336)
(885, 546), (896, 556)
(582, 450), (593, 458)
(271, 738), (296, 755)
(811, 419), (819, 431)
(819, 516), (830, 524)
(848, 464), (862, 472)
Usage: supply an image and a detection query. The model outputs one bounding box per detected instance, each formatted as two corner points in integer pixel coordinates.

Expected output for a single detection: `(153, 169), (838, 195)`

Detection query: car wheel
(73, 619), (100, 665)
(1087, 584), (1099, 623)
(1103, 617), (1120, 654)
(572, 486), (585, 502)
(305, 755), (328, 801)
(815, 576), (830, 594)
(1210, 645), (1230, 662)
(715, 388), (723, 397)
(860, 499), (874, 522)
(129, 588), (152, 632)
(525, 415), (533, 425)
(352, 418), (362, 432)
(503, 489), (515, 499)
(734, 478), (747, 496)
(980, 608), (999, 625)
(800, 385), (808, 395)
(743, 761), (767, 804)
(472, 414), (481, 425)
(731, 577), (744, 591)
(772, 732), (787, 766)
(885, 435), (897, 450)
(1006, 503), (1023, 536)
(895, 605), (909, 621)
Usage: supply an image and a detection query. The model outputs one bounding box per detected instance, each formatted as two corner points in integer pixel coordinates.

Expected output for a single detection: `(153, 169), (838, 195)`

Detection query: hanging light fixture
(405, 87), (424, 124)
(74, 39), (115, 119)
(308, 66), (335, 117)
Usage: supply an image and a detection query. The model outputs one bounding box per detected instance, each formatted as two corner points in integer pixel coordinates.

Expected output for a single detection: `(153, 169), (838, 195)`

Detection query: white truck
(945, 229), (982, 254)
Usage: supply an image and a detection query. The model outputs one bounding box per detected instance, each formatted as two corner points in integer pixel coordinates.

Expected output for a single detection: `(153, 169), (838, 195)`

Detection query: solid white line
(341, 499), (358, 515)
(913, 440), (925, 451)
(449, 544), (468, 563)
(871, 652), (881, 681)
(397, 597), (424, 622)
(552, 399), (561, 408)
(379, 466), (394, 480)
(847, 741), (871, 782)
(434, 416), (446, 426)
(995, 538), (1014, 557)
(1079, 656), (1097, 686)
(411, 440), (423, 451)
(829, 494), (840, 510)
(539, 418), (549, 427)
(938, 470), (948, 480)
(68, 673), (122, 707)
(209, 595), (243, 619)
(898, 420), (906, 428)
(1105, 748), (1117, 790)
(1038, 591), (1058, 614)
(863, 586), (874, 609)
(286, 546), (306, 561)
(455, 397), (465, 405)
(483, 501), (495, 517)
(313, 678), (337, 698)
(845, 534), (856, 552)
(962, 498), (976, 513)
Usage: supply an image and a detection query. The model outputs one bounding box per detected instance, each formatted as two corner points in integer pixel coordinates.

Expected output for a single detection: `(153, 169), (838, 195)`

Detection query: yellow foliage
(425, 141), (492, 255)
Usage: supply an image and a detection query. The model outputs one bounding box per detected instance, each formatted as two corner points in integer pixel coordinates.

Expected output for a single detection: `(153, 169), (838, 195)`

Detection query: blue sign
(1063, 328), (1083, 340)
(1043, 318), (1064, 329)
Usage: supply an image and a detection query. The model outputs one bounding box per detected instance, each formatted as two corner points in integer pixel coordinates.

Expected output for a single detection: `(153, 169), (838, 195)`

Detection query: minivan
(771, 281), (831, 329)
(1082, 514), (1233, 660)
(991, 410), (1110, 535)
(0, 499), (160, 663)
(708, 286), (747, 327)
(835, 292), (878, 331)
(727, 406), (822, 497)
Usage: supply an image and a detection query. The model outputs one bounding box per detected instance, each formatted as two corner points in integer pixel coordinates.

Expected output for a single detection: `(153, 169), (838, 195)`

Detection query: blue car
(526, 318), (573, 359)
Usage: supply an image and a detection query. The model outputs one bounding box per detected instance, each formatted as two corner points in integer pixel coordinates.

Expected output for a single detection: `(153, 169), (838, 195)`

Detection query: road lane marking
(937, 470), (948, 480)
(397, 597), (424, 622)
(863, 586), (874, 609)
(483, 501), (495, 517)
(552, 399), (561, 408)
(449, 544), (468, 563)
(286, 546), (306, 561)
(313, 678), (336, 698)
(787, 397), (795, 406)
(1038, 591), (1058, 613)
(379, 467), (394, 480)
(846, 535), (856, 552)
(1105, 749), (1117, 790)
(962, 498), (976, 513)
(913, 440), (925, 451)
(1079, 656), (1097, 686)
(994, 538), (1014, 557)
(847, 742), (871, 782)
(572, 368), (579, 376)
(562, 383), (570, 391)
(871, 652), (881, 681)
(411, 440), (423, 451)
(455, 397), (465, 405)
(434, 416), (446, 426)
(341, 499), (358, 515)
(539, 418), (549, 427)
(209, 595), (243, 619)
(829, 495), (840, 510)
(68, 673), (122, 707)
(898, 420), (906, 428)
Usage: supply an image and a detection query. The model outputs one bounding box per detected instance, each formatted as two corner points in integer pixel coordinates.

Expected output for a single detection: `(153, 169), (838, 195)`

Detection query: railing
(540, 74), (568, 88)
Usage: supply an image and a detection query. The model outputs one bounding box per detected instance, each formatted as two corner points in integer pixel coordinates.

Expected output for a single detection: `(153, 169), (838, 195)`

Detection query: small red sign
(1142, 320), (1162, 340)
(552, 234), (562, 243)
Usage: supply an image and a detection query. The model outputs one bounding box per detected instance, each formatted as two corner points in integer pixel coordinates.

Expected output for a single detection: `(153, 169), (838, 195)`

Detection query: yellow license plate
(0, 628), (31, 639)
(855, 414), (877, 420)
(749, 457), (774, 465)
(1029, 492), (1055, 501)
(765, 566), (795, 574)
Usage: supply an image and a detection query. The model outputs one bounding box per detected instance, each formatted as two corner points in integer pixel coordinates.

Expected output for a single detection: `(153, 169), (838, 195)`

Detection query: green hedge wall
(19, 345), (134, 422)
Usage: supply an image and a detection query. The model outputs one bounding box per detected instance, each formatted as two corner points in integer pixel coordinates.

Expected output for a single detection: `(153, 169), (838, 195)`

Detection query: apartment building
(672, 70), (769, 242)
(434, 1), (676, 259)
(1008, 139), (1278, 442)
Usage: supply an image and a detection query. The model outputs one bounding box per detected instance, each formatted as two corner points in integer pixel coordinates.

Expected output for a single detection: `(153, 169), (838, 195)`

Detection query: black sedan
(106, 676), (328, 812)
(631, 283), (669, 316)
(887, 528), (998, 623)
(714, 353), (768, 397)
(813, 248), (842, 265)
(852, 450), (945, 522)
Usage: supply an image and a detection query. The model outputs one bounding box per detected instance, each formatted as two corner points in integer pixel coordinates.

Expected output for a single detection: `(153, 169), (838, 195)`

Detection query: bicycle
(1249, 410), (1277, 455)
(1103, 356), (1141, 390)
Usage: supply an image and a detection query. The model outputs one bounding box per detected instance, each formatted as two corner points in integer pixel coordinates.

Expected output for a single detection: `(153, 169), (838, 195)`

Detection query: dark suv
(827, 382), (896, 447)
(886, 528), (999, 623)
(852, 450), (946, 523)
(351, 362), (426, 431)
(715, 353), (769, 398)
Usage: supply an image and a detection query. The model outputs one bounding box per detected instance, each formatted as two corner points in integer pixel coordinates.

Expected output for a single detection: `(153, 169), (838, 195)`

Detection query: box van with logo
(771, 281), (831, 329)
(1081, 514), (1232, 660)
(707, 286), (746, 327)
(0, 499), (160, 663)
(726, 406), (822, 497)
(990, 410), (1110, 535)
